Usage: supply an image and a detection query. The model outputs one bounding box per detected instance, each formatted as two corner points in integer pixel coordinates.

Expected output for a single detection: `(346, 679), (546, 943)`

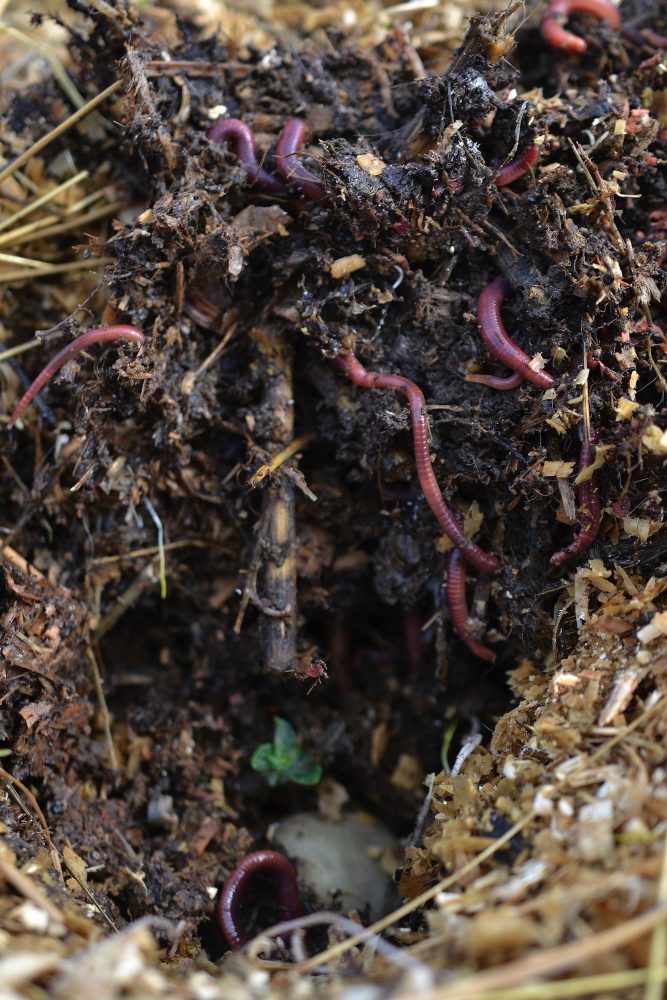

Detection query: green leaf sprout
(250, 717), (322, 788)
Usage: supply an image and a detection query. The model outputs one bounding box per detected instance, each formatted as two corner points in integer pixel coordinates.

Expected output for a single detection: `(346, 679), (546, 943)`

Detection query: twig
(0, 543), (45, 577)
(0, 337), (41, 363)
(569, 139), (625, 253)
(0, 252), (53, 269)
(0, 200), (122, 250)
(0, 170), (88, 234)
(0, 80), (122, 187)
(85, 644), (118, 769)
(451, 725), (482, 775)
(465, 966), (667, 1000)
(644, 831), (667, 1000)
(410, 906), (667, 1000)
(0, 765), (61, 875)
(61, 857), (118, 932)
(94, 563), (156, 640)
(248, 327), (298, 671)
(0, 256), (115, 284)
(181, 319), (237, 395)
(0, 26), (92, 111)
(147, 59), (224, 76)
(645, 333), (667, 395)
(248, 433), (315, 488)
(90, 538), (215, 566)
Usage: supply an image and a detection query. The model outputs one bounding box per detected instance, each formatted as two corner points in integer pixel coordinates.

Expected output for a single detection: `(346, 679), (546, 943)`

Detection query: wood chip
(615, 397), (639, 420)
(638, 610), (667, 644)
(576, 798), (613, 862)
(642, 424), (667, 453)
(623, 516), (662, 541)
(356, 152), (385, 176)
(330, 254), (366, 279)
(598, 665), (650, 724)
(542, 460), (575, 478)
(573, 444), (612, 485)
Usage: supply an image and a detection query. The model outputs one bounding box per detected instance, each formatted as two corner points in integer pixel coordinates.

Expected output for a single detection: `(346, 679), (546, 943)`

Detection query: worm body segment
(638, 28), (667, 48)
(541, 0), (621, 53)
(477, 278), (556, 390)
(466, 370), (524, 391)
(7, 325), (146, 429)
(275, 119), (326, 202)
(208, 118), (287, 194)
(334, 352), (501, 575)
(494, 145), (539, 187)
(216, 849), (303, 949)
(551, 438), (601, 566)
(446, 549), (496, 662)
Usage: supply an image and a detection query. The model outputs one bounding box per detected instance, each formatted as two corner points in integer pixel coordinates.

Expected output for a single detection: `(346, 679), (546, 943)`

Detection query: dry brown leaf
(18, 701), (52, 730)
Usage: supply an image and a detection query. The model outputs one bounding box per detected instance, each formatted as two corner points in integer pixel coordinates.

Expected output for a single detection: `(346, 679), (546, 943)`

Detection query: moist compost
(0, 0), (666, 984)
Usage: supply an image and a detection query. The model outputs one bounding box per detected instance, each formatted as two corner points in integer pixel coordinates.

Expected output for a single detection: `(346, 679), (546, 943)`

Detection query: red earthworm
(618, 26), (667, 50)
(334, 352), (501, 575)
(611, 495), (630, 518)
(391, 219), (412, 238)
(216, 850), (303, 949)
(275, 119), (326, 202)
(477, 278), (556, 390)
(446, 548), (495, 662)
(550, 436), (601, 566)
(7, 325), (145, 429)
(586, 351), (621, 382)
(541, 0), (621, 54)
(494, 145), (539, 187)
(208, 118), (287, 194)
(465, 370), (524, 391)
(638, 28), (667, 47)
(620, 26), (648, 46)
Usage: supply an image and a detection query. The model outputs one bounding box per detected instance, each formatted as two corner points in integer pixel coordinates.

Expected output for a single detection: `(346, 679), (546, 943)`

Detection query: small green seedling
(251, 717), (322, 787)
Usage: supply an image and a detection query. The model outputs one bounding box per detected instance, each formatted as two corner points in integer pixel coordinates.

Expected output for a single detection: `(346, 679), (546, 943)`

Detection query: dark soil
(0, 0), (665, 958)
